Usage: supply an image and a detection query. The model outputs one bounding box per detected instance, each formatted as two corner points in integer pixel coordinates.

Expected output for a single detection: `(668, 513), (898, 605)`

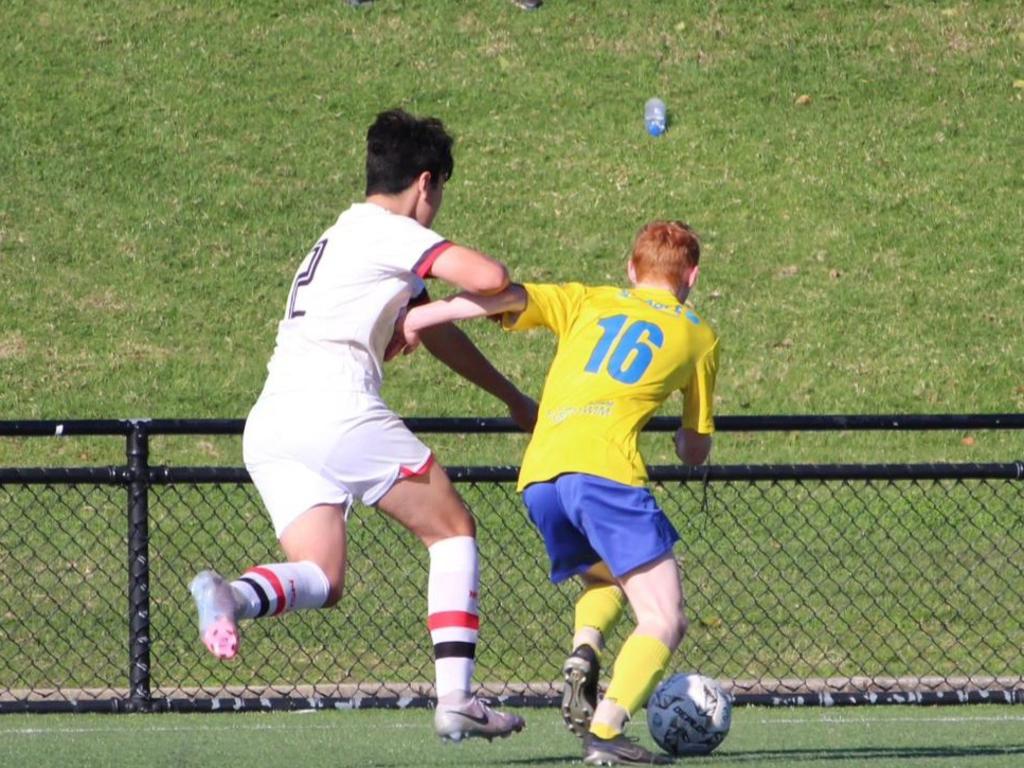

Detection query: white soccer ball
(646, 672), (732, 756)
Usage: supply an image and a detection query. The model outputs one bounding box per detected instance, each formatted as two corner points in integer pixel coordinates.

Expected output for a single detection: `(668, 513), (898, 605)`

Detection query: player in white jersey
(190, 109), (533, 741)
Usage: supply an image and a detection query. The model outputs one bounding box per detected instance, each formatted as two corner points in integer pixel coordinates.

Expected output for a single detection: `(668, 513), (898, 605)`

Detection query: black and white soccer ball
(646, 672), (732, 756)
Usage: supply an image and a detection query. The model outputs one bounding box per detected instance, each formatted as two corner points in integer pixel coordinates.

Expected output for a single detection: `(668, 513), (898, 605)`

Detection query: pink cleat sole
(203, 616), (239, 660)
(190, 570), (242, 661)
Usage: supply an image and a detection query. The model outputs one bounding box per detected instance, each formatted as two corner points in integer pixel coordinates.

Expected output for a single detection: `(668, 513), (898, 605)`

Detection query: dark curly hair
(365, 109), (455, 195)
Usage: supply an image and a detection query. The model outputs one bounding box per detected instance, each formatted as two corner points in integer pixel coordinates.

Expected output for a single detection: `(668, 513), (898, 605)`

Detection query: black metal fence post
(126, 421), (152, 712)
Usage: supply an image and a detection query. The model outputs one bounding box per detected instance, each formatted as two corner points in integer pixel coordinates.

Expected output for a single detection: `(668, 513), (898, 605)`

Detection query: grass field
(2, 706), (1024, 768)
(2, 0), (1022, 467)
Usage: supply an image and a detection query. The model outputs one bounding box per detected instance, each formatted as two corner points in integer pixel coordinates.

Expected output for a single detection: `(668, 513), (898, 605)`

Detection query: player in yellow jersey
(397, 220), (718, 765)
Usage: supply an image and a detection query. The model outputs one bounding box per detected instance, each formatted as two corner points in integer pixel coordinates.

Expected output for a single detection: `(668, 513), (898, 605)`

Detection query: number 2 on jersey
(584, 315), (664, 384)
(287, 238), (328, 319)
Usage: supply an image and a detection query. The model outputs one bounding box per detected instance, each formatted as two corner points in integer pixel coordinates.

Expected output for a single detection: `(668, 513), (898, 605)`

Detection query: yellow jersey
(505, 283), (719, 491)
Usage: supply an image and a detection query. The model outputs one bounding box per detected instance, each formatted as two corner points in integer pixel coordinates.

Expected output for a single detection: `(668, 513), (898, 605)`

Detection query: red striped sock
(232, 561), (330, 619)
(427, 536), (479, 702)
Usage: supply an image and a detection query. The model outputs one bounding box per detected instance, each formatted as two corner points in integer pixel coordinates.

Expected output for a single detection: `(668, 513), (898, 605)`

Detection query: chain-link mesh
(2, 463), (1022, 712)
(0, 482), (126, 704)
(659, 477), (1024, 700)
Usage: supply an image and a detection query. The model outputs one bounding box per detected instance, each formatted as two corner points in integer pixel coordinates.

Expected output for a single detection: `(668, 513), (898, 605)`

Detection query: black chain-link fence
(1, 417), (1022, 713)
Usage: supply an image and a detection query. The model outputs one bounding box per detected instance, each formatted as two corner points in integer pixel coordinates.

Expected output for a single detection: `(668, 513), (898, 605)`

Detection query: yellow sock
(574, 582), (626, 647)
(603, 634), (672, 718)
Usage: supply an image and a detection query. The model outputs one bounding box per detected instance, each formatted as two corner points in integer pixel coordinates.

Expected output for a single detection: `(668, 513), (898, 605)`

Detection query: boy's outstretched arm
(405, 284), (528, 335)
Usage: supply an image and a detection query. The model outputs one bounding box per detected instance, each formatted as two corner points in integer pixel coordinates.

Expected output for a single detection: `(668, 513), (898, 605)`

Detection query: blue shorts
(522, 473), (680, 584)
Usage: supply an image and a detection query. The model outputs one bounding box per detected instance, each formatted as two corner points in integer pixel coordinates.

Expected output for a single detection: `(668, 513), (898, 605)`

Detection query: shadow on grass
(362, 744), (1024, 767)
(723, 745), (1024, 762)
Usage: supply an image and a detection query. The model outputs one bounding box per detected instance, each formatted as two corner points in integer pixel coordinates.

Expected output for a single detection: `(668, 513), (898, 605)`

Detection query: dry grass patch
(0, 332), (29, 360)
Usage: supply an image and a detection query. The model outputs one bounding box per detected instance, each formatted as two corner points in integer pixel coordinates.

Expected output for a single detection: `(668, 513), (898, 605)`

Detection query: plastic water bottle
(644, 98), (667, 137)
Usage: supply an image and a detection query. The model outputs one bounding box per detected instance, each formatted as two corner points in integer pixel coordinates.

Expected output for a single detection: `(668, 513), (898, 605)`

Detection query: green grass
(2, 706), (1024, 768)
(1, 0), (1022, 467)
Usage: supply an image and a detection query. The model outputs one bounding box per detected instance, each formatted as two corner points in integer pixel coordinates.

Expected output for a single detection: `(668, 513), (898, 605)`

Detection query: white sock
(231, 561), (330, 619)
(573, 626), (605, 654)
(427, 536), (479, 703)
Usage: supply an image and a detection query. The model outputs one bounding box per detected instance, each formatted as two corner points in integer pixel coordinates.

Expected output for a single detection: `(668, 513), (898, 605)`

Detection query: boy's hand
(675, 427), (712, 466)
(384, 307), (422, 361)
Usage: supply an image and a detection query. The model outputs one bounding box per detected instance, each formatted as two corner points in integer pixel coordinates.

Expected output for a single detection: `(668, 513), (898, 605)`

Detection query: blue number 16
(584, 315), (664, 384)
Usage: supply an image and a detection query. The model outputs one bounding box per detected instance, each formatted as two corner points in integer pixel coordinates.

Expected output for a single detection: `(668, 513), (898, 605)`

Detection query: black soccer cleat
(582, 732), (674, 765)
(561, 644), (600, 737)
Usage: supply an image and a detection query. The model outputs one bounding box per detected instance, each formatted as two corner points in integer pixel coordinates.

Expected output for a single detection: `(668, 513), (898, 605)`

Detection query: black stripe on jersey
(238, 576), (270, 618)
(433, 641), (477, 660)
(408, 284), (430, 306)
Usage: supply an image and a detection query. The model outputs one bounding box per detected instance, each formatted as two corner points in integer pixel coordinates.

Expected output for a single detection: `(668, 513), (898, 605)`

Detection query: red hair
(630, 220), (701, 293)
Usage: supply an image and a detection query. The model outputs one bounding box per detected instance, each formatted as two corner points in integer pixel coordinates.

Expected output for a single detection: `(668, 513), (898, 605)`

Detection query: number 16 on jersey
(584, 315), (663, 384)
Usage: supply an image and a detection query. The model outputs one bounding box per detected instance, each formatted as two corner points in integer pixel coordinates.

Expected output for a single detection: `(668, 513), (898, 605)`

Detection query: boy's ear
(627, 258), (638, 284)
(686, 264), (700, 289)
(416, 170), (433, 194)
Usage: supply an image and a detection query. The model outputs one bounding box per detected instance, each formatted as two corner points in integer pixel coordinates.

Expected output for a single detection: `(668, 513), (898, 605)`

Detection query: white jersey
(260, 202), (450, 396)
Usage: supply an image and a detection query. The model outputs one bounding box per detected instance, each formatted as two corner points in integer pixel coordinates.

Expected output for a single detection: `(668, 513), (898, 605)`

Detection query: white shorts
(242, 390), (433, 537)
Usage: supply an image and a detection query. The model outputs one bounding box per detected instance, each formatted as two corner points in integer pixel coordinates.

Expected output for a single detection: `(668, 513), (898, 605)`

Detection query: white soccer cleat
(189, 570), (240, 660)
(434, 697), (526, 742)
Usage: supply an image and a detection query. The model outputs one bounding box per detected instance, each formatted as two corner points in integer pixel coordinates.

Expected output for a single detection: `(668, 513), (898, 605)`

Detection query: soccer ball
(646, 672), (732, 756)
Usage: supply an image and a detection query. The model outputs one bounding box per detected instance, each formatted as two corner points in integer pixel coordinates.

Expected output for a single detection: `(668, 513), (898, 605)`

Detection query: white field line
(4, 712), (1024, 738)
(759, 714), (1024, 725)
(1, 721), (420, 737)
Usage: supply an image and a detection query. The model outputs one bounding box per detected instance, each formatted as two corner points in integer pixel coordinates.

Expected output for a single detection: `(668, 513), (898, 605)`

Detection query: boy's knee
(421, 502), (476, 543)
(658, 610), (688, 650)
(638, 606), (687, 650)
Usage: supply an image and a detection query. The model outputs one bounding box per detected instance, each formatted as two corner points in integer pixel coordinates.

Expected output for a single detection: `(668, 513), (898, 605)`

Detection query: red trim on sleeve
(249, 566), (288, 616)
(427, 611), (480, 631)
(413, 240), (453, 278)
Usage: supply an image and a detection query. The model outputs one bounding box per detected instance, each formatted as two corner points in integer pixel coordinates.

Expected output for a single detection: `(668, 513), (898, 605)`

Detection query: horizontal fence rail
(0, 416), (1022, 713)
(4, 413), (1024, 437)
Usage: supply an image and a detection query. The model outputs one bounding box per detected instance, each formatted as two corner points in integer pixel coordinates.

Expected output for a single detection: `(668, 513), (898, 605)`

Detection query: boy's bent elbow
(471, 262), (510, 295)
(428, 246), (510, 295)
